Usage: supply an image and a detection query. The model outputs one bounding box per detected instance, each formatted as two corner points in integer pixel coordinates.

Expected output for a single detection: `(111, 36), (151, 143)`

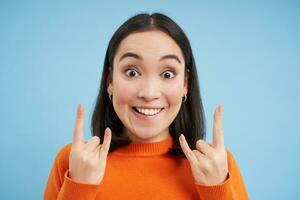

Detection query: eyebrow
(119, 52), (182, 64)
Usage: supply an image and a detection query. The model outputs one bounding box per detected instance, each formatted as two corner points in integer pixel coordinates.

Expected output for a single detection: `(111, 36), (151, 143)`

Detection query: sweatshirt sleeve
(43, 144), (101, 200)
(195, 150), (249, 200)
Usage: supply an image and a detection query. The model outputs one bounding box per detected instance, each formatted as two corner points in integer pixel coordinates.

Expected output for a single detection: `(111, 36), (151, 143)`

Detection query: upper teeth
(136, 108), (162, 116)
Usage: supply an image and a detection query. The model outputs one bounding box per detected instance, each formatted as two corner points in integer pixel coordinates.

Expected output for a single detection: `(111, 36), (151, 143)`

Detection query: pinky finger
(94, 145), (101, 158)
(93, 144), (101, 153)
(99, 128), (112, 159)
(179, 134), (198, 166)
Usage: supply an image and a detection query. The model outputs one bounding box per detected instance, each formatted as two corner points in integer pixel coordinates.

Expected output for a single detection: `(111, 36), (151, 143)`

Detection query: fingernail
(77, 104), (81, 113)
(105, 128), (111, 137)
(219, 104), (224, 112)
(180, 134), (185, 141)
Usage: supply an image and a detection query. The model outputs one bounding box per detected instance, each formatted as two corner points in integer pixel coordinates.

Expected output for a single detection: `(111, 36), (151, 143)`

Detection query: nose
(137, 78), (161, 101)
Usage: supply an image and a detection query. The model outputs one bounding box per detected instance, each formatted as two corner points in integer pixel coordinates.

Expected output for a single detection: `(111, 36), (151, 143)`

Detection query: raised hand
(69, 104), (112, 185)
(179, 105), (228, 185)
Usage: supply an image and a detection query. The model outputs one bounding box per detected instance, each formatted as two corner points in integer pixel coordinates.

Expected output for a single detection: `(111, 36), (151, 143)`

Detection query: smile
(132, 107), (164, 116)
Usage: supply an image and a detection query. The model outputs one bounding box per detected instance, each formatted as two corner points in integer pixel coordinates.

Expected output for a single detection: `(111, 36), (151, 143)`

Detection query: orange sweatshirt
(44, 136), (248, 200)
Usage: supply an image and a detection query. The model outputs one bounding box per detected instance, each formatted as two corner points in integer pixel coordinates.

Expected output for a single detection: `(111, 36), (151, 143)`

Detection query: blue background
(1, 0), (299, 199)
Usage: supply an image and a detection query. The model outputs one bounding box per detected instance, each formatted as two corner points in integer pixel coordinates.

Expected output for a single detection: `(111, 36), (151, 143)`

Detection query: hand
(179, 105), (228, 185)
(69, 104), (112, 185)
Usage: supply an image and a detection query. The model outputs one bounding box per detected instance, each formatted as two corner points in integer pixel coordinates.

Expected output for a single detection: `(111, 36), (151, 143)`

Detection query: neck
(123, 129), (171, 144)
(114, 135), (173, 156)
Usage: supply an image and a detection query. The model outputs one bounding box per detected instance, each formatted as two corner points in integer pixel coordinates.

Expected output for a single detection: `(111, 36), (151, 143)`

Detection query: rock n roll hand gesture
(179, 105), (228, 185)
(69, 104), (112, 185)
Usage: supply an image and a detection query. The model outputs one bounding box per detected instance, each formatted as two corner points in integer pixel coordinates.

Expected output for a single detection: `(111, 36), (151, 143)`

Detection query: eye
(125, 68), (139, 77)
(161, 70), (175, 79)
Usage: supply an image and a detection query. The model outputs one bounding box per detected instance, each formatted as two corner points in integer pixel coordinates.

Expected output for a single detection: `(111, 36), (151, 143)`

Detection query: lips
(132, 107), (164, 116)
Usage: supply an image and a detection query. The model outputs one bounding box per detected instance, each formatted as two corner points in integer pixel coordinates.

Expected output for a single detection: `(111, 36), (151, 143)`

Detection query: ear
(107, 83), (113, 94)
(106, 66), (113, 94)
(183, 69), (189, 94)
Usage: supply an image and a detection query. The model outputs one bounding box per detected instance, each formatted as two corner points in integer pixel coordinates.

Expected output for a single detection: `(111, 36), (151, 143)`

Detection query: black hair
(91, 13), (206, 156)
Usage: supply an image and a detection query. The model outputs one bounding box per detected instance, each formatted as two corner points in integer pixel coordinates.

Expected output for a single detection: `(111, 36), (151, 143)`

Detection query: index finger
(212, 104), (224, 148)
(73, 104), (85, 145)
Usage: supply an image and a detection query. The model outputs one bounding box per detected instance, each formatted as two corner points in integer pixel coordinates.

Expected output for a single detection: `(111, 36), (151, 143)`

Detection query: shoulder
(53, 143), (72, 169)
(225, 149), (234, 160)
(225, 148), (236, 162)
(225, 148), (241, 171)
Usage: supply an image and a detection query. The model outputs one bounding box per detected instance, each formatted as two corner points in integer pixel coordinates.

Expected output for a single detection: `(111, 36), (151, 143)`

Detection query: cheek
(113, 78), (135, 106)
(165, 82), (185, 105)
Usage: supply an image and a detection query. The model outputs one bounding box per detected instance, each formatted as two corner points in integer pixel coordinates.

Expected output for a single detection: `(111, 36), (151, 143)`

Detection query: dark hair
(91, 13), (206, 156)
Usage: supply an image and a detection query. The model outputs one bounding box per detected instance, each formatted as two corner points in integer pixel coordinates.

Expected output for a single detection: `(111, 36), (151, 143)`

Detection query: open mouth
(132, 107), (164, 116)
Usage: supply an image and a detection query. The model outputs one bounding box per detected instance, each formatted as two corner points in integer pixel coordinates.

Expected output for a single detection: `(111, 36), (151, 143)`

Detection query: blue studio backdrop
(0, 1), (299, 199)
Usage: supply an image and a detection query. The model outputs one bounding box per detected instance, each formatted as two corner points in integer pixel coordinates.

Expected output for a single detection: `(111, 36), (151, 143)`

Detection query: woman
(44, 13), (248, 199)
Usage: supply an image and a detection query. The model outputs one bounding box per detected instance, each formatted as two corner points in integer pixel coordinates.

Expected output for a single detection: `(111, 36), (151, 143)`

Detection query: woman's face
(108, 30), (188, 143)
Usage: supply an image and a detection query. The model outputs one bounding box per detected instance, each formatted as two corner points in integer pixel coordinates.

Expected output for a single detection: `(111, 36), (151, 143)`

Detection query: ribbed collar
(114, 136), (173, 156)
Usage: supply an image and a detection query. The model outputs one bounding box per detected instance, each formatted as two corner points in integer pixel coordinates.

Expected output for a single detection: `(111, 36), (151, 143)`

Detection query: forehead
(114, 30), (184, 62)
